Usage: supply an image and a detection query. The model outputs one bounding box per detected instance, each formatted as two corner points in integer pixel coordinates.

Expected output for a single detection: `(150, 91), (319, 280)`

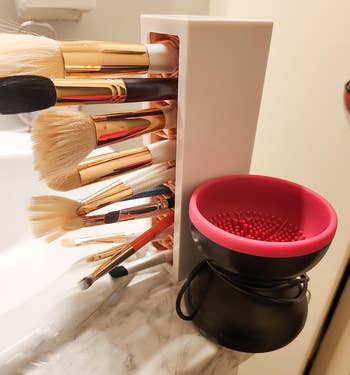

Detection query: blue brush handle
(124, 185), (173, 201)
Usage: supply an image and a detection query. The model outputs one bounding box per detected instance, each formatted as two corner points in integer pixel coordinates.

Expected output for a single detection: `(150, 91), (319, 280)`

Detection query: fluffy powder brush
(29, 162), (175, 242)
(0, 33), (178, 77)
(32, 104), (177, 179)
(45, 139), (176, 191)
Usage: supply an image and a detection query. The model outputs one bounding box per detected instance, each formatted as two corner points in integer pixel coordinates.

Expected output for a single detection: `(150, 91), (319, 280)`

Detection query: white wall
(1, 0), (209, 40)
(210, 1), (350, 374)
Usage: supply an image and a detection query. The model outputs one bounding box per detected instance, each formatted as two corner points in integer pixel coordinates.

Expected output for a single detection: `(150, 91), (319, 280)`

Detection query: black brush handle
(104, 211), (120, 224)
(167, 196), (175, 209)
(124, 78), (178, 102)
(109, 266), (128, 278)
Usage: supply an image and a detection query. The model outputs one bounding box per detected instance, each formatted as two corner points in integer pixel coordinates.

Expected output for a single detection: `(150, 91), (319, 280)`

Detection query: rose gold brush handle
(93, 105), (176, 147)
(77, 146), (152, 186)
(59, 41), (178, 76)
(76, 139), (176, 186)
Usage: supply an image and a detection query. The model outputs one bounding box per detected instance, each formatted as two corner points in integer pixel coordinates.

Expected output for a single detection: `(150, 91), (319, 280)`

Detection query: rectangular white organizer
(141, 15), (273, 281)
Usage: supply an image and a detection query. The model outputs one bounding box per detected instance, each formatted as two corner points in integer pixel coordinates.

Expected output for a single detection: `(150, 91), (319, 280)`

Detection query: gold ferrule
(90, 244), (135, 280)
(81, 214), (107, 227)
(93, 107), (166, 147)
(118, 200), (170, 222)
(53, 78), (127, 105)
(78, 183), (133, 215)
(75, 233), (129, 246)
(59, 41), (149, 76)
(77, 146), (152, 186)
(86, 243), (126, 262)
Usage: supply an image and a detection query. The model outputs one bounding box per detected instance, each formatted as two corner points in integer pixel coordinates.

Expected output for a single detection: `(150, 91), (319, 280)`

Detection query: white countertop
(19, 263), (248, 375)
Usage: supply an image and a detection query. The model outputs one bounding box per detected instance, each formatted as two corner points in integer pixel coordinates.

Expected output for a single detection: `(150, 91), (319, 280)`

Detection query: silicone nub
(210, 210), (305, 242)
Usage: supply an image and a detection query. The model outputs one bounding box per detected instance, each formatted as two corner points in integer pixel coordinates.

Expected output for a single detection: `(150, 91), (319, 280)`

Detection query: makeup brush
(29, 162), (175, 242)
(61, 232), (133, 247)
(32, 105), (177, 179)
(109, 250), (173, 278)
(44, 139), (176, 190)
(123, 184), (173, 201)
(0, 33), (178, 77)
(0, 75), (178, 114)
(36, 195), (175, 238)
(84, 226), (174, 261)
(79, 211), (174, 290)
(62, 224), (173, 248)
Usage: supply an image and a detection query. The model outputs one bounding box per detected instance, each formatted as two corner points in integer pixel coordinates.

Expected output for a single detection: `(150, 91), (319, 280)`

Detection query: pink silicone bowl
(189, 174), (337, 279)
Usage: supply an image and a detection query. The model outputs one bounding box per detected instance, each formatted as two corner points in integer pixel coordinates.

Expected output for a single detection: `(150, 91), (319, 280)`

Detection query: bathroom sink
(0, 127), (86, 315)
(0, 120), (150, 373)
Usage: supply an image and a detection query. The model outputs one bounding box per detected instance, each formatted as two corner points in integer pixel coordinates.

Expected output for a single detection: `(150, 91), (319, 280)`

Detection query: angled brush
(44, 139), (176, 190)
(0, 75), (178, 114)
(0, 33), (178, 77)
(79, 211), (174, 290)
(32, 104), (177, 179)
(29, 162), (175, 242)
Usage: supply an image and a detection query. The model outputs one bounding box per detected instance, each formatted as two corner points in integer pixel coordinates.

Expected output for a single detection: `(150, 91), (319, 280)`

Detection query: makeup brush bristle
(0, 33), (65, 78)
(0, 75), (56, 114)
(32, 109), (97, 179)
(29, 196), (84, 242)
(78, 276), (94, 291)
(46, 168), (82, 191)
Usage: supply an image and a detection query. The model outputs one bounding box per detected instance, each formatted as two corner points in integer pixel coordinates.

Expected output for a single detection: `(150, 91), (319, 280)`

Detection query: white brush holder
(140, 15), (273, 281)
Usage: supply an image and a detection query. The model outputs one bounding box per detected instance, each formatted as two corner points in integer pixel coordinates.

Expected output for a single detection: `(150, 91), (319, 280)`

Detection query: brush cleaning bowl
(177, 174), (337, 352)
(189, 174), (337, 279)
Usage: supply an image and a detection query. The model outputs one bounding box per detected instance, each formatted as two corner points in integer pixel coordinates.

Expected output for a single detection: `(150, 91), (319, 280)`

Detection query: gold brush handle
(89, 245), (135, 280)
(53, 78), (177, 105)
(60, 41), (149, 76)
(53, 78), (127, 105)
(77, 146), (152, 186)
(93, 107), (166, 147)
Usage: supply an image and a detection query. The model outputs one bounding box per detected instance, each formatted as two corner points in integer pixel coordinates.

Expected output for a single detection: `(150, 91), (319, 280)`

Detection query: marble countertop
(21, 263), (249, 375)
